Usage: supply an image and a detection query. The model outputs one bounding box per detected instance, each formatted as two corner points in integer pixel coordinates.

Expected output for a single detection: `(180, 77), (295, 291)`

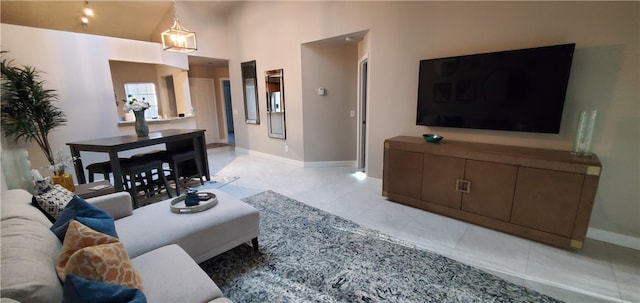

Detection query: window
(124, 83), (159, 119)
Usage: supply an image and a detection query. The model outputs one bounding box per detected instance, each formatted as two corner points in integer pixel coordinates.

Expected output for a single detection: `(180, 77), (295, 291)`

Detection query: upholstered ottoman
(91, 189), (260, 263)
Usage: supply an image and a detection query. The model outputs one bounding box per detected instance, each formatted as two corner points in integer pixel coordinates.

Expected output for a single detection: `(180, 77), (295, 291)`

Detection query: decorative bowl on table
(170, 192), (218, 214)
(423, 133), (444, 143)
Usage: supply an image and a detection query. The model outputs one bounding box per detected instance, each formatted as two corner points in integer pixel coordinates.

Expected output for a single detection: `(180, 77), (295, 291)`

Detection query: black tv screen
(416, 43), (575, 133)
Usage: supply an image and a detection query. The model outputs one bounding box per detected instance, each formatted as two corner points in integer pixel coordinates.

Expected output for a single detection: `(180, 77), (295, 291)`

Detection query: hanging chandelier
(161, 0), (197, 53)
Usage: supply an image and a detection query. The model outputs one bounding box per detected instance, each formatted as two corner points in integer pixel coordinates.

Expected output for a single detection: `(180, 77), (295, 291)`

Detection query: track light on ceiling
(83, 2), (93, 17)
(81, 1), (92, 30)
(161, 0), (197, 53)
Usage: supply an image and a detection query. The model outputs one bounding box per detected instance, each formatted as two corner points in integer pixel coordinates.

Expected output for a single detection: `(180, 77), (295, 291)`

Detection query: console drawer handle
(456, 179), (471, 193)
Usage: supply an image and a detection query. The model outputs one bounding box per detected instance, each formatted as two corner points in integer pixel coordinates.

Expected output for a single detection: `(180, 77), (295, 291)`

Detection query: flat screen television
(416, 43), (575, 133)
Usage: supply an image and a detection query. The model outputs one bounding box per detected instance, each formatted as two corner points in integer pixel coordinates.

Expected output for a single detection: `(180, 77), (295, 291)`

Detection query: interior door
(358, 57), (368, 171)
(223, 80), (234, 144)
(189, 78), (219, 144)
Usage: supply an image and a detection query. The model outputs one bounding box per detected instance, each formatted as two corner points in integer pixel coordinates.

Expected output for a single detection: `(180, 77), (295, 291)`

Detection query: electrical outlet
(285, 145), (289, 152)
(350, 110), (355, 117)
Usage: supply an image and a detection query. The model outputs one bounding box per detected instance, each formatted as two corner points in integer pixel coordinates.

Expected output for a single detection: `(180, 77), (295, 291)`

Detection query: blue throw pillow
(51, 195), (118, 241)
(62, 274), (147, 303)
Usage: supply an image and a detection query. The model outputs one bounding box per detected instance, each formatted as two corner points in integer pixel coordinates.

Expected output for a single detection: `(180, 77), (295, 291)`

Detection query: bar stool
(86, 158), (130, 182)
(129, 150), (166, 161)
(162, 150), (205, 195)
(128, 150), (169, 193)
(121, 159), (172, 208)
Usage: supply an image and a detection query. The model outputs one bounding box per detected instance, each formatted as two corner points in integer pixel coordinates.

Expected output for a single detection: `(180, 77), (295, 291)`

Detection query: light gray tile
(395, 233), (456, 257)
(526, 240), (622, 300)
(450, 225), (531, 276)
(340, 193), (416, 234)
(524, 278), (622, 303)
(606, 243), (640, 303)
(393, 209), (470, 257)
(218, 184), (264, 199)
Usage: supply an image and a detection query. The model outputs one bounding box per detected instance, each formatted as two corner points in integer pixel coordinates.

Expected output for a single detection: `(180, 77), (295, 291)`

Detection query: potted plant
(1, 54), (70, 189)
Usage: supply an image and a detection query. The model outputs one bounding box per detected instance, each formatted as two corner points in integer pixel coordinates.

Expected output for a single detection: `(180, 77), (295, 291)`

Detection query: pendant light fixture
(161, 0), (197, 53)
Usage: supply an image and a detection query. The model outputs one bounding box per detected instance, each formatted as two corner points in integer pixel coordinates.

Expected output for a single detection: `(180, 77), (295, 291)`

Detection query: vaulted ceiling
(1, 1), (365, 67)
(0, 1), (237, 42)
(1, 1), (238, 67)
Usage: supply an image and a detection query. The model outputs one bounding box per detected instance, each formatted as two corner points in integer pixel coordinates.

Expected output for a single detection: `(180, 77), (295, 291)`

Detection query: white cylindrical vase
(571, 110), (597, 156)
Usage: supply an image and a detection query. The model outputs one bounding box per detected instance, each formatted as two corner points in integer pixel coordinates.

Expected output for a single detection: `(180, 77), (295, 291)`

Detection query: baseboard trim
(587, 227), (640, 250)
(233, 147), (356, 168)
(303, 161), (357, 168)
(234, 148), (303, 166)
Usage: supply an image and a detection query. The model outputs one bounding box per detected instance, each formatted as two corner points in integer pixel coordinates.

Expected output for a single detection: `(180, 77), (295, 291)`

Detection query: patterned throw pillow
(56, 220), (144, 291)
(57, 220), (119, 270)
(32, 184), (75, 222)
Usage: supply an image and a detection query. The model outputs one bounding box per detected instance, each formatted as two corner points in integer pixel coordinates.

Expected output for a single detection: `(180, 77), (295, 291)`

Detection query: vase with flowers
(123, 95), (150, 137)
(49, 149), (75, 192)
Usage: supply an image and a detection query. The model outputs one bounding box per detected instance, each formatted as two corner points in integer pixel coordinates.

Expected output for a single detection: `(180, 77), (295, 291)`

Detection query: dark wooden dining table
(67, 129), (210, 192)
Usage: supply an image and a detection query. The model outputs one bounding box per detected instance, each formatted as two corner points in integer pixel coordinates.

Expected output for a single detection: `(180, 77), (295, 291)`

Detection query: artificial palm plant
(1, 54), (66, 167)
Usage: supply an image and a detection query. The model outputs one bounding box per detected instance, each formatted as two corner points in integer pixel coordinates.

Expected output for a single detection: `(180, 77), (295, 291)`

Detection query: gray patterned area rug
(199, 190), (562, 303)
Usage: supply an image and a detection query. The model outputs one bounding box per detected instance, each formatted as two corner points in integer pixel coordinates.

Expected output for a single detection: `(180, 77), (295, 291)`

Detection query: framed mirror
(241, 60), (260, 124)
(266, 69), (286, 139)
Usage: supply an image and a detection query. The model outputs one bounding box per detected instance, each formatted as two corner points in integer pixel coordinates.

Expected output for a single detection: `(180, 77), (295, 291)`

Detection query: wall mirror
(266, 69), (286, 139)
(109, 60), (192, 122)
(241, 60), (260, 124)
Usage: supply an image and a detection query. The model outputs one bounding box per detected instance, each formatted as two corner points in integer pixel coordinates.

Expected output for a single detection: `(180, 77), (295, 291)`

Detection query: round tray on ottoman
(170, 192), (218, 214)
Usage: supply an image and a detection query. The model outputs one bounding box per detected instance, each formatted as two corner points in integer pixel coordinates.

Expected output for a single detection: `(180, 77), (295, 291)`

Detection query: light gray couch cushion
(86, 191), (133, 220)
(0, 217), (63, 303)
(116, 189), (259, 262)
(131, 244), (223, 303)
(1, 188), (53, 228)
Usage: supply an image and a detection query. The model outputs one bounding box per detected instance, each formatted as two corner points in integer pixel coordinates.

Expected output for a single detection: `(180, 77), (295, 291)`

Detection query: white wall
(0, 24), (196, 180)
(224, 2), (639, 240)
(301, 42), (358, 161)
(226, 2), (310, 161)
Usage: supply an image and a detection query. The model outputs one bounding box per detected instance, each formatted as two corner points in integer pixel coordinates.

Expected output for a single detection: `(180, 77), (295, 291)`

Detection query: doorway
(357, 56), (369, 172)
(189, 78), (219, 144)
(222, 79), (235, 145)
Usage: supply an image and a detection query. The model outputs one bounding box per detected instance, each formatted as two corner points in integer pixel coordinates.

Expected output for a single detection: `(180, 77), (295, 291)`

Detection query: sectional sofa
(1, 188), (260, 302)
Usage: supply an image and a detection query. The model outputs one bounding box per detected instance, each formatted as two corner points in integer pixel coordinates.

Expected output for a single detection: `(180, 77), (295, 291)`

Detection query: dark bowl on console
(423, 133), (443, 143)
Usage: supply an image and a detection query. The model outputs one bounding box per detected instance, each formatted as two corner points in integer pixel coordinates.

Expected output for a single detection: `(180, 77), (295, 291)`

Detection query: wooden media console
(382, 136), (602, 249)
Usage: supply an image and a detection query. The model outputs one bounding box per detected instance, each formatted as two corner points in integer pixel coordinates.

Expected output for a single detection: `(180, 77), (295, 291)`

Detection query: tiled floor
(208, 146), (640, 303)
